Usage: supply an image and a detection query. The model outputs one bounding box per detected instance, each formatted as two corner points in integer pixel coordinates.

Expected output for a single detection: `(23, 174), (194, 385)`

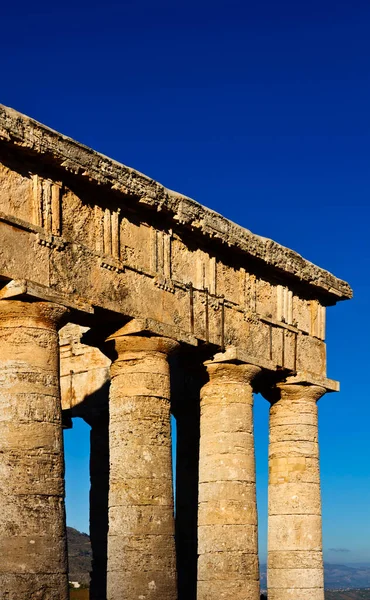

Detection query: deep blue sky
(2, 0), (369, 564)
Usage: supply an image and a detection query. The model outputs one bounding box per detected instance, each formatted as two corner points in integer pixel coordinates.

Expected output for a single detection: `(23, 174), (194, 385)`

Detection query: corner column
(105, 333), (178, 600)
(267, 382), (326, 600)
(0, 300), (69, 599)
(197, 360), (261, 600)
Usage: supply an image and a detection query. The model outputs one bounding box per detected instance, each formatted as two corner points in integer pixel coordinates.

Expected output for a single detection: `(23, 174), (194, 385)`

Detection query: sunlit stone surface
(0, 104), (351, 599)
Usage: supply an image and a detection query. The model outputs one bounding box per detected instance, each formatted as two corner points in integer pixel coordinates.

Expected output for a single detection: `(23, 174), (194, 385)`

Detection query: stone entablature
(0, 105), (352, 301)
(0, 105), (352, 600)
(0, 104), (351, 384)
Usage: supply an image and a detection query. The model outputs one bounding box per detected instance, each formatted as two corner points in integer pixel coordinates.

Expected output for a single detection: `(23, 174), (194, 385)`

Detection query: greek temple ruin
(0, 104), (352, 600)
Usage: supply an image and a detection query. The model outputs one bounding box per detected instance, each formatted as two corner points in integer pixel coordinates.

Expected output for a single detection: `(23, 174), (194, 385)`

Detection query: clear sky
(2, 0), (369, 564)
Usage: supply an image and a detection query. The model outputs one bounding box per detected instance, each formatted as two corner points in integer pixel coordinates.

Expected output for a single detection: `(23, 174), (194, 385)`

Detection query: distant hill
(325, 591), (370, 600)
(67, 527), (92, 585)
(325, 565), (370, 590)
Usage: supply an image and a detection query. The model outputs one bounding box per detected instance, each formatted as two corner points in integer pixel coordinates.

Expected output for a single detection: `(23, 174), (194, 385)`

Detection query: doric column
(267, 382), (326, 600)
(105, 333), (178, 600)
(0, 300), (69, 599)
(197, 360), (261, 600)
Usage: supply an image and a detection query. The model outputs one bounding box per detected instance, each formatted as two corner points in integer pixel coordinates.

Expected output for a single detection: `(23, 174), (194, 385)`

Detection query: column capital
(0, 299), (70, 330)
(104, 331), (179, 362)
(204, 359), (261, 387)
(263, 380), (326, 405)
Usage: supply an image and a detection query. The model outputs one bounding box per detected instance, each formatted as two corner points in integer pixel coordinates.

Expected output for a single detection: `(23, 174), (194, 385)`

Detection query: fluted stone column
(105, 333), (178, 600)
(267, 382), (326, 600)
(197, 360), (261, 600)
(0, 300), (69, 600)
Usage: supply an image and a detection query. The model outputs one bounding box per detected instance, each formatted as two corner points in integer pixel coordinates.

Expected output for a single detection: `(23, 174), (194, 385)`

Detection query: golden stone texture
(0, 104), (352, 598)
(0, 300), (69, 600)
(198, 362), (261, 600)
(267, 383), (326, 600)
(104, 334), (178, 600)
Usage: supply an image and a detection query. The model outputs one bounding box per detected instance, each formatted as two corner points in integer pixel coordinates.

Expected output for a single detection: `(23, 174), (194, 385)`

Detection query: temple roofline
(0, 103), (352, 304)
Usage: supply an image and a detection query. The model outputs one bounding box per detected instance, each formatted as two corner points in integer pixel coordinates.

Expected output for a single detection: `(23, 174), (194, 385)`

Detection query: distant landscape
(325, 592), (370, 600)
(260, 594), (370, 600)
(67, 527), (91, 586)
(67, 527), (370, 598)
(259, 562), (370, 591)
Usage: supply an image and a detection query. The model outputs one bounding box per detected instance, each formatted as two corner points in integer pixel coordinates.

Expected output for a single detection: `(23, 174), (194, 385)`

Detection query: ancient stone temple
(0, 104), (352, 600)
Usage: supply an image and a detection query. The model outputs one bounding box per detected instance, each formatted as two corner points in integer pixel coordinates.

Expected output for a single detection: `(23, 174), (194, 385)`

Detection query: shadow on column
(172, 353), (206, 600)
(89, 412), (109, 599)
(72, 381), (110, 600)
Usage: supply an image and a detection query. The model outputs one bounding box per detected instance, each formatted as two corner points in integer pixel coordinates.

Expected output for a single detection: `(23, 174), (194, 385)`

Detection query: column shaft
(106, 335), (178, 600)
(197, 362), (261, 600)
(0, 300), (69, 599)
(267, 383), (326, 600)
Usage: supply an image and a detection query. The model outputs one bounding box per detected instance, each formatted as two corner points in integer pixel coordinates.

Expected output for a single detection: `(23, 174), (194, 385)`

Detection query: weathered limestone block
(104, 333), (178, 600)
(197, 361), (261, 600)
(59, 323), (111, 415)
(0, 106), (353, 382)
(0, 221), (50, 285)
(0, 300), (69, 600)
(0, 160), (33, 223)
(266, 382), (326, 600)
